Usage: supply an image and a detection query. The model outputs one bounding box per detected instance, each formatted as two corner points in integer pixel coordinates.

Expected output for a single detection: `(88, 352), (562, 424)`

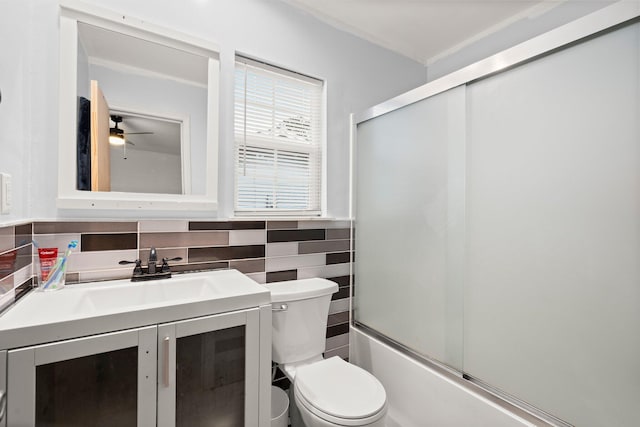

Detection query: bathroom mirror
(107, 110), (187, 195)
(58, 0), (219, 210)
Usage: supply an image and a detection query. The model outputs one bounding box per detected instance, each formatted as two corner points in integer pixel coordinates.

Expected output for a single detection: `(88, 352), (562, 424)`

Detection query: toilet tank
(267, 278), (339, 364)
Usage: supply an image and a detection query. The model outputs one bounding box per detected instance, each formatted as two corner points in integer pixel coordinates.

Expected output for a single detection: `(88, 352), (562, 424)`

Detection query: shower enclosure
(352, 3), (640, 426)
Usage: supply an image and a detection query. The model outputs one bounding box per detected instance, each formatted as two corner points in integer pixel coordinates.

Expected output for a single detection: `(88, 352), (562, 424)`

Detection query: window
(234, 57), (323, 215)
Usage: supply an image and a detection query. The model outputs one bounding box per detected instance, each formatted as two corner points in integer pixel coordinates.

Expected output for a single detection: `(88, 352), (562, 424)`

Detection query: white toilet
(268, 278), (387, 427)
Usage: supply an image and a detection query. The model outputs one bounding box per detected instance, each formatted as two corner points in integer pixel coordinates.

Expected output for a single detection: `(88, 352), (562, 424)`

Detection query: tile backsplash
(2, 219), (352, 369)
(0, 223), (33, 309)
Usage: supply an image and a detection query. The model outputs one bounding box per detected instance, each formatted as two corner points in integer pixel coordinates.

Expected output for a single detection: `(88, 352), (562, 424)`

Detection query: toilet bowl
(267, 278), (388, 427)
(293, 357), (387, 427)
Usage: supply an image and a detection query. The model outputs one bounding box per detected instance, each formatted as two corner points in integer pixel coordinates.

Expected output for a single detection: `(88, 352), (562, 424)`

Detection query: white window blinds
(234, 57), (323, 215)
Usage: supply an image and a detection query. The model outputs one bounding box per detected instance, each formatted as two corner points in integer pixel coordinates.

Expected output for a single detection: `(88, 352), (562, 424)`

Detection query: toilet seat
(294, 357), (387, 426)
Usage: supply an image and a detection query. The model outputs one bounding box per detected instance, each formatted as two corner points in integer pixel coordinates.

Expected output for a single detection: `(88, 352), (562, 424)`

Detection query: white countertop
(0, 269), (271, 350)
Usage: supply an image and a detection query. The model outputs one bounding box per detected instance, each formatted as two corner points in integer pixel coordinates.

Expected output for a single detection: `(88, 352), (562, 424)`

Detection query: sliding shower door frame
(354, 2), (639, 126)
(351, 2), (640, 427)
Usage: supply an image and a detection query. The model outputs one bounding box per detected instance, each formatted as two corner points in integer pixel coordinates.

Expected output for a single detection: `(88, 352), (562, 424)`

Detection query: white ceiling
(112, 114), (181, 156)
(283, 0), (594, 65)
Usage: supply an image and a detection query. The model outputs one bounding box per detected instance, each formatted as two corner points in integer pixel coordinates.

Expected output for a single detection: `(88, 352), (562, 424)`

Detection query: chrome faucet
(148, 247), (158, 274)
(119, 247), (182, 282)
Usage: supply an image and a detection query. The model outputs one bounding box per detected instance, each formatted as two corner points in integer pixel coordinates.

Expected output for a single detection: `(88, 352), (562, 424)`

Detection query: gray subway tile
(189, 221), (265, 230)
(15, 223), (32, 247)
(266, 242), (299, 257)
(32, 234), (81, 253)
(267, 221), (298, 230)
(265, 254), (325, 272)
(298, 220), (351, 229)
(34, 221), (137, 234)
(246, 272), (266, 284)
(65, 272), (80, 284)
(297, 263), (350, 279)
(327, 228), (350, 240)
(324, 345), (349, 360)
(267, 229), (325, 243)
(266, 270), (297, 283)
(67, 250), (138, 273)
(299, 240), (350, 254)
(328, 311), (349, 327)
(326, 252), (351, 265)
(0, 226), (13, 253)
(138, 220), (188, 232)
(15, 277), (34, 301)
(171, 261), (229, 273)
(15, 245), (31, 273)
(81, 234), (137, 251)
(326, 323), (349, 338)
(326, 333), (349, 351)
(0, 274), (13, 295)
(229, 230), (266, 246)
(0, 250), (18, 282)
(230, 258), (265, 274)
(78, 268), (132, 283)
(188, 245), (265, 263)
(329, 299), (350, 315)
(140, 231), (228, 249)
(332, 287), (350, 301)
(327, 276), (351, 287)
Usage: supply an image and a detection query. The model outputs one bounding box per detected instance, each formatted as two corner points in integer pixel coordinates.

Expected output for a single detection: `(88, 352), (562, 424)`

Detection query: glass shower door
(353, 15), (640, 427)
(354, 85), (466, 370)
(463, 21), (640, 427)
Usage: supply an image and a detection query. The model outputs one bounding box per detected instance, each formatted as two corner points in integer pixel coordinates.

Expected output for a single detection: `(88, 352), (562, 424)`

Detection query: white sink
(0, 269), (271, 350)
(84, 275), (215, 311)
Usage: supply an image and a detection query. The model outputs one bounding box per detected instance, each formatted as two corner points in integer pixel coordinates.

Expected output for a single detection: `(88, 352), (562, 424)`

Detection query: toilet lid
(295, 356), (386, 420)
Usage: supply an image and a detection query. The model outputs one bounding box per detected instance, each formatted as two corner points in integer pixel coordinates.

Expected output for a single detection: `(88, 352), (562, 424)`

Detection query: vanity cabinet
(157, 309), (260, 427)
(5, 308), (262, 427)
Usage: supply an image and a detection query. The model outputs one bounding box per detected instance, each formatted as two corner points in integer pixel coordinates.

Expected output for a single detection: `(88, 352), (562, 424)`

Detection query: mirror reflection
(75, 22), (208, 195)
(109, 113), (184, 194)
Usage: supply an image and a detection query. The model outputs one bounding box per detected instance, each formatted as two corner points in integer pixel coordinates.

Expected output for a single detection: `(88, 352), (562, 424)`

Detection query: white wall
(110, 147), (181, 194)
(0, 0), (428, 222)
(0, 1), (35, 223)
(77, 41), (90, 98)
(0, 0), (60, 223)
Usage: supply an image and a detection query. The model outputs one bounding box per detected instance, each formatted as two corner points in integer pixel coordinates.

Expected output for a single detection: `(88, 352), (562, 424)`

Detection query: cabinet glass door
(7, 326), (157, 427)
(158, 309), (260, 427)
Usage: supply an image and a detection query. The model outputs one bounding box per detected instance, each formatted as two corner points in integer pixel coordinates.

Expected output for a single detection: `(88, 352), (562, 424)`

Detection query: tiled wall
(1, 219), (352, 377)
(0, 223), (34, 309)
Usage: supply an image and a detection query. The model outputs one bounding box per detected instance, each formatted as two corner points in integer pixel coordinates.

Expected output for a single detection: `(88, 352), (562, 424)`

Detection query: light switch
(1, 173), (11, 214)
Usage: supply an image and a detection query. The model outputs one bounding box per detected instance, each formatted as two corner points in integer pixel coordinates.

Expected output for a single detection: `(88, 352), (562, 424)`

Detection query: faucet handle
(161, 257), (183, 273)
(119, 259), (143, 275)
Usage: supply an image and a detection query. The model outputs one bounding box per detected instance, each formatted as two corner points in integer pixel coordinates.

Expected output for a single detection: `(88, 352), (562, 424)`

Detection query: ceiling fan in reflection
(109, 115), (153, 146)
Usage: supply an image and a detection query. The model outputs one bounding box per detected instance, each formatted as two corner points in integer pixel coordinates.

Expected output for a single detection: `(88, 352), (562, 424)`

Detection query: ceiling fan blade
(125, 140), (135, 146)
(123, 131), (154, 135)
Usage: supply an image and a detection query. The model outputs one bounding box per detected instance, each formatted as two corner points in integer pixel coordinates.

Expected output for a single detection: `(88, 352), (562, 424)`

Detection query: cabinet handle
(0, 389), (6, 422)
(163, 337), (170, 388)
